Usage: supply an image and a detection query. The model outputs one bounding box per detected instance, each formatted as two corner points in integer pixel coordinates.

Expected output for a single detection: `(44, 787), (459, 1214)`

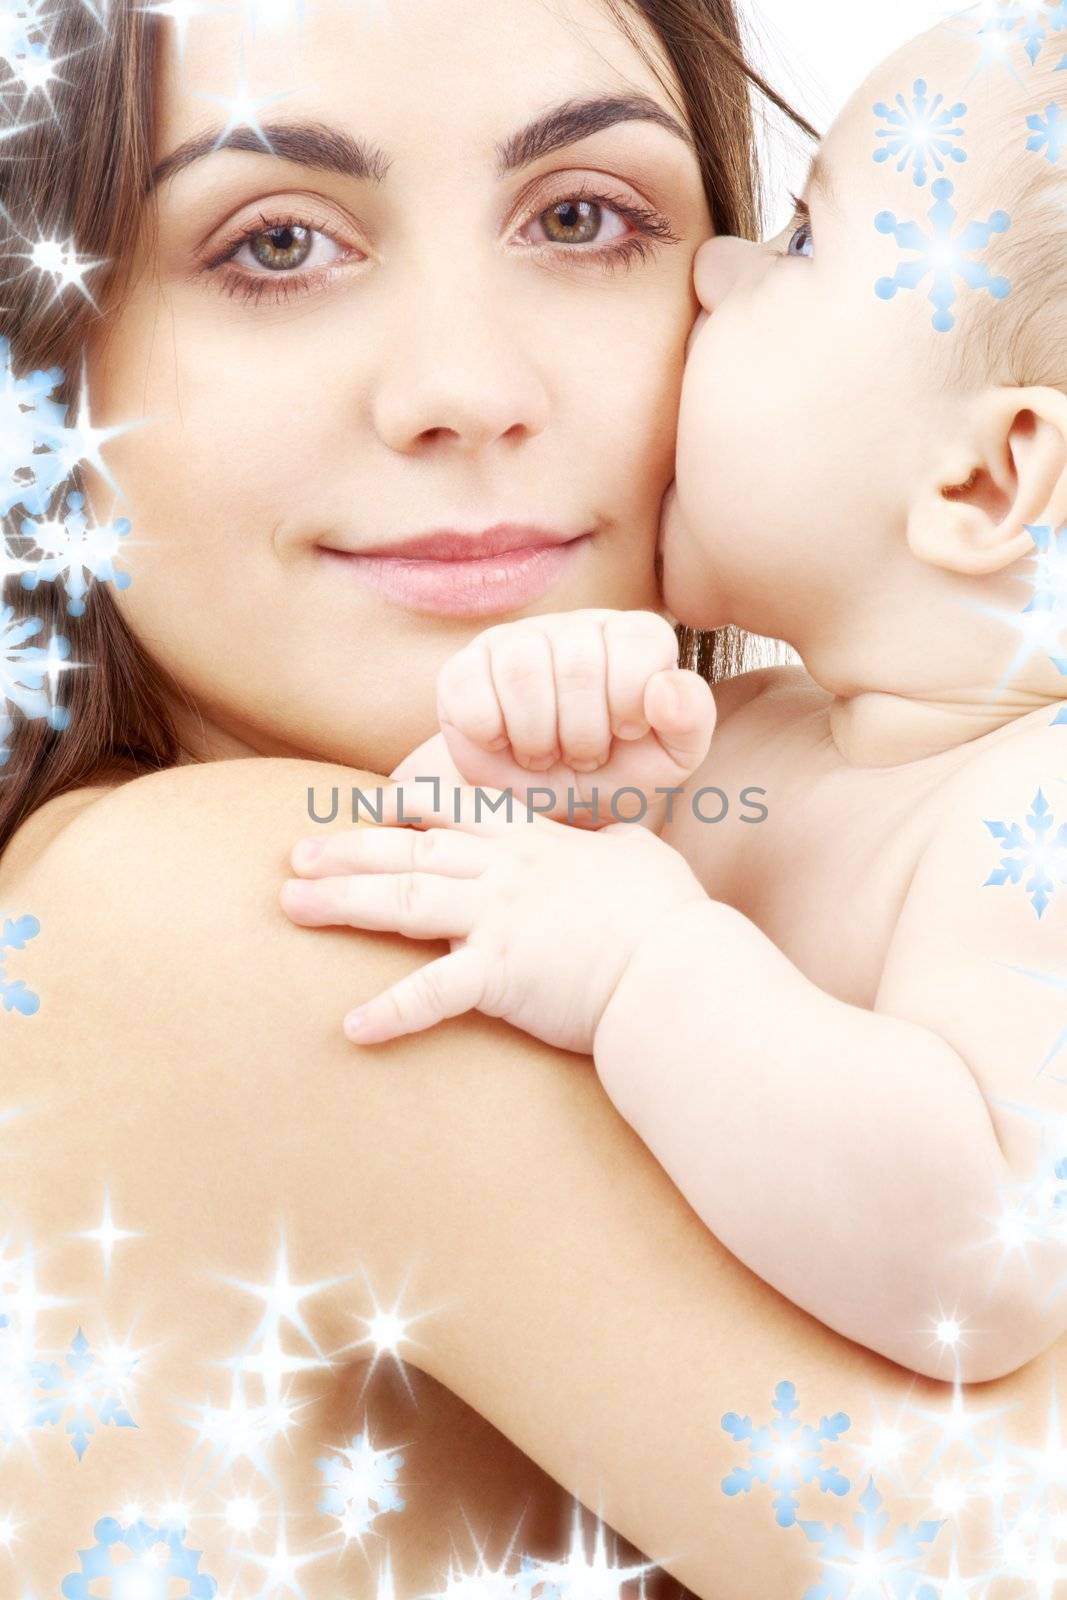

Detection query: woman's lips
(317, 536), (592, 617)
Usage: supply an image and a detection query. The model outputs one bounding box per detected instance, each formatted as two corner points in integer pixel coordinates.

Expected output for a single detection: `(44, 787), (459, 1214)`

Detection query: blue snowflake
(1027, 101), (1067, 160)
(979, 3), (1067, 71)
(17, 489), (132, 616)
(798, 1477), (944, 1600)
(0, 335), (69, 521)
(721, 1379), (851, 1528)
(1019, 6), (1054, 62)
(31, 1325), (138, 1459)
(984, 788), (1067, 918)
(874, 178), (1011, 333)
(873, 79), (967, 186)
(318, 1428), (405, 1539)
(0, 914), (40, 1016)
(979, 2), (1067, 66)
(61, 1515), (218, 1599)
(0, 604), (72, 764)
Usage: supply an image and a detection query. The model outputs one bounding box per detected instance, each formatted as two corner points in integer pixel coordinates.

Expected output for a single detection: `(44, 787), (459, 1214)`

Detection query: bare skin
(0, 736), (1060, 1599)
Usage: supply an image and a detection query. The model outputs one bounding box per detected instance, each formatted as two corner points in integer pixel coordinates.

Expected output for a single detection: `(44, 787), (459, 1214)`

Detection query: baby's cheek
(676, 362), (725, 504)
(659, 486), (716, 626)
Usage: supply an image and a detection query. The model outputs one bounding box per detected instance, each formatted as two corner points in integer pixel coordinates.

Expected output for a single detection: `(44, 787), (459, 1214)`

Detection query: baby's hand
(283, 791), (710, 1055)
(433, 609), (716, 829)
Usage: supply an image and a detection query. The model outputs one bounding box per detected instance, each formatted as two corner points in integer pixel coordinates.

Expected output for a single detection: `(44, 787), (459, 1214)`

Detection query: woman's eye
(198, 211), (358, 305)
(786, 220), (813, 259)
(225, 218), (346, 276)
(521, 185), (679, 267)
(527, 196), (626, 248)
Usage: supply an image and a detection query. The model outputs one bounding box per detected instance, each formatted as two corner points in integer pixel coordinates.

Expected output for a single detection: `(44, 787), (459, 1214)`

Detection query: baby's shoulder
(711, 661), (822, 727)
(938, 706), (1067, 810)
(908, 707), (1067, 898)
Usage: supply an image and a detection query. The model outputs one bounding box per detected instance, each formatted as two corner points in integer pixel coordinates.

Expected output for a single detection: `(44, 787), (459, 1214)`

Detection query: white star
(217, 1322), (327, 1406)
(21, 232), (110, 309)
(332, 1267), (436, 1402)
(37, 630), (88, 709)
(191, 52), (298, 156)
(958, 5), (1029, 83)
(179, 1366), (300, 1482)
(240, 1513), (324, 1598)
(518, 1500), (657, 1600)
(964, 1422), (1028, 1521)
(920, 1302), (978, 1382)
(0, 1236), (71, 1353)
(45, 352), (151, 497)
(223, 1491), (263, 1534)
(907, 1377), (1016, 1478)
(218, 1231), (347, 1358)
(844, 1392), (918, 1495)
(71, 1188), (143, 1279)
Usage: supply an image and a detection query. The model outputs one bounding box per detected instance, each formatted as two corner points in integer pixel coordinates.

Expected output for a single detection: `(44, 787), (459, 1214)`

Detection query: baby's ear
(906, 386), (1067, 576)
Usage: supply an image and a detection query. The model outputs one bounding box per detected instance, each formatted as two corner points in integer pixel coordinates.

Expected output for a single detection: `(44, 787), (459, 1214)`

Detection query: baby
(281, 8), (1067, 1385)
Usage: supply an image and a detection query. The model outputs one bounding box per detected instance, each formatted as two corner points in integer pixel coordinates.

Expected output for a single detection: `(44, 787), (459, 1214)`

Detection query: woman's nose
(371, 290), (551, 454)
(691, 235), (759, 314)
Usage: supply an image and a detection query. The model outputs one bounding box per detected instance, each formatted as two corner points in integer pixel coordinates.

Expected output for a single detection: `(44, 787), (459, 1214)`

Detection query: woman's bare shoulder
(4, 750), (560, 1326)
(42, 754), (389, 846)
(17, 756), (387, 889)
(3, 754), (480, 1110)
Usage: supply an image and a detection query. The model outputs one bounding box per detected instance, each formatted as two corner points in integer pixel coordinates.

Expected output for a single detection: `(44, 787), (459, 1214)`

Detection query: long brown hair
(0, 0), (816, 859)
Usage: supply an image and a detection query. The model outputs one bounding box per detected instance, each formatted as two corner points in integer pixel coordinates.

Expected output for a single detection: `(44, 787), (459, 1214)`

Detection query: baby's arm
(593, 724), (1067, 1383)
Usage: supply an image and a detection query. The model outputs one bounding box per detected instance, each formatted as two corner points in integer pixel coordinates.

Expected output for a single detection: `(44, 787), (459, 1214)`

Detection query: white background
(742, 0), (966, 232)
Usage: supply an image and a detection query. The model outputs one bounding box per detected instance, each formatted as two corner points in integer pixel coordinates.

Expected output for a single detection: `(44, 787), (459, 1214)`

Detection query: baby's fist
(435, 609), (716, 828)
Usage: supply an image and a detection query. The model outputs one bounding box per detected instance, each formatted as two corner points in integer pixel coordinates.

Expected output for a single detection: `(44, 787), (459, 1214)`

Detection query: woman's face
(84, 0), (712, 776)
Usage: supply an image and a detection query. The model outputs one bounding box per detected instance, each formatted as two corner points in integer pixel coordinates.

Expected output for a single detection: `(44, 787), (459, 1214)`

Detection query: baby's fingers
(280, 868), (479, 939)
(342, 946), (490, 1043)
(439, 629), (559, 771)
(644, 670), (717, 772)
(288, 825), (489, 879)
(604, 612), (681, 740)
(436, 643), (510, 753)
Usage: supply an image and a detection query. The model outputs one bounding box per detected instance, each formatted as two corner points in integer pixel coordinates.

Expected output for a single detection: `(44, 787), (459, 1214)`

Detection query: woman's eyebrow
(146, 92), (694, 193)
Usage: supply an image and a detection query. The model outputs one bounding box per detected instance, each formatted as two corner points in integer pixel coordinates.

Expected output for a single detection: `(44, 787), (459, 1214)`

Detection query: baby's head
(663, 5), (1067, 711)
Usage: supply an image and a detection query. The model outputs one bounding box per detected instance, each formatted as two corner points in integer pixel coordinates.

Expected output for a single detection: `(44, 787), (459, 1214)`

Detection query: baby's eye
(786, 220), (813, 258)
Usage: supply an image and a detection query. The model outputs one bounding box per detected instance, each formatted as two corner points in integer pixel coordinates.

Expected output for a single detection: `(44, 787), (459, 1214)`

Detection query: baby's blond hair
(944, 35), (1067, 393)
